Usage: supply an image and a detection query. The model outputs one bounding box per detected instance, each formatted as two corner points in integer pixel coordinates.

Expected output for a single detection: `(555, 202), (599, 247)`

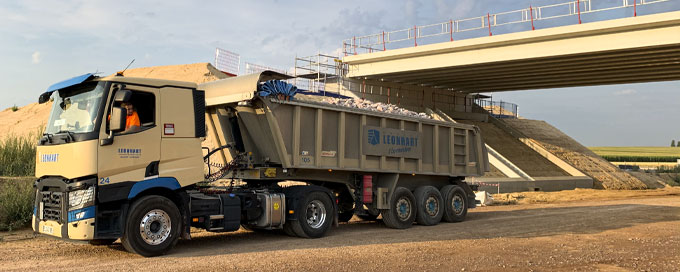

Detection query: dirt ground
(1, 188), (679, 271)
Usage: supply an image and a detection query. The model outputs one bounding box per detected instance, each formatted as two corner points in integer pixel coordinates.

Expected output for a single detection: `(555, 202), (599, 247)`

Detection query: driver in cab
(121, 102), (140, 132)
(109, 102), (141, 133)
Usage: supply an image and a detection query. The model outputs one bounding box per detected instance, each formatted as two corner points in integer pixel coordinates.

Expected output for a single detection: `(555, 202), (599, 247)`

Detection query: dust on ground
(492, 186), (680, 205)
(1, 191), (679, 271)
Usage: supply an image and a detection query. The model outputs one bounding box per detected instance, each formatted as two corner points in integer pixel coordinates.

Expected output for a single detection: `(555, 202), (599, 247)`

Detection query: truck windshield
(45, 82), (106, 134)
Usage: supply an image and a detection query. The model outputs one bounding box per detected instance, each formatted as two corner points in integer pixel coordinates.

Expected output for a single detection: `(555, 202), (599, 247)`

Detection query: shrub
(0, 133), (39, 177)
(0, 178), (35, 231)
(10, 105), (18, 112)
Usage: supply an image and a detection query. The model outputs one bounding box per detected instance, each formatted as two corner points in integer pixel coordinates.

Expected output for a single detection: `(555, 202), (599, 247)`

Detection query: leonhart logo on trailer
(368, 129), (380, 146)
(118, 148), (142, 159)
(40, 153), (59, 162)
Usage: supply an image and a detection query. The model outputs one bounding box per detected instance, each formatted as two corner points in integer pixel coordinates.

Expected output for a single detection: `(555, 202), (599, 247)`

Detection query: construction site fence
(343, 0), (676, 55)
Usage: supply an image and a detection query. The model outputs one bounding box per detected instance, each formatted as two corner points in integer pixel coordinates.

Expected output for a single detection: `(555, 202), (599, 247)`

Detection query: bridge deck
(343, 11), (680, 93)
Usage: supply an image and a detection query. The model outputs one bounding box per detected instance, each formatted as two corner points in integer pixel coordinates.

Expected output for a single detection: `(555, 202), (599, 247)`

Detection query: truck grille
(41, 191), (64, 222)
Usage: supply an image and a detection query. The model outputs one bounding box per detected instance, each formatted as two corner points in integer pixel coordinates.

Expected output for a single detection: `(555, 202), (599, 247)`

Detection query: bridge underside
(343, 11), (680, 93)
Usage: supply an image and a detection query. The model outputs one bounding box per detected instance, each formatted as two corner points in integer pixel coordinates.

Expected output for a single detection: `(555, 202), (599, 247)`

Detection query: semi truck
(32, 71), (489, 256)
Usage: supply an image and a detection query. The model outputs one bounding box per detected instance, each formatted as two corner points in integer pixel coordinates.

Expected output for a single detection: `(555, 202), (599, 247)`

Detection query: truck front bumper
(33, 206), (96, 240)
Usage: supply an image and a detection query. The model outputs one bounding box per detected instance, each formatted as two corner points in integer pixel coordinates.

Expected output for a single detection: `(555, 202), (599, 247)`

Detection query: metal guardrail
(343, 0), (675, 55)
(476, 99), (519, 118)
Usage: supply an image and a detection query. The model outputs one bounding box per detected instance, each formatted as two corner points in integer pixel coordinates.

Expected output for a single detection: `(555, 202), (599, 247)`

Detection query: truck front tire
(381, 187), (416, 229)
(121, 195), (181, 257)
(440, 185), (468, 223)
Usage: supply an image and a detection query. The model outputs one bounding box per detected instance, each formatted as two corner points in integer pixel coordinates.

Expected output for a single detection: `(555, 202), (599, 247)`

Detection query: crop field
(589, 146), (680, 162)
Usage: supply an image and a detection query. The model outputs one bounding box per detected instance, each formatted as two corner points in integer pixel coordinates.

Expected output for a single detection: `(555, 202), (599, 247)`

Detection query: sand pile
(122, 62), (229, 84)
(0, 102), (52, 141)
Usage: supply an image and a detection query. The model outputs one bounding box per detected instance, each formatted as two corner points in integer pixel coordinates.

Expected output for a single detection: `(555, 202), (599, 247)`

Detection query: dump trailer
(32, 71), (488, 257)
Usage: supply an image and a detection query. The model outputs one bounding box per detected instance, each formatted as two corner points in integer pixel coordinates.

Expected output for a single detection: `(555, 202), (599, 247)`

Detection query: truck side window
(110, 90), (156, 135)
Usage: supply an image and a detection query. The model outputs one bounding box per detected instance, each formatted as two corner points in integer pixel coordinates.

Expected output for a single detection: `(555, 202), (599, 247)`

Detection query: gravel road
(1, 195), (679, 271)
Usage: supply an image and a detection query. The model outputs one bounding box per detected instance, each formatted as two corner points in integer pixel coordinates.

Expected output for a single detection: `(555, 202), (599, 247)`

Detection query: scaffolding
(294, 54), (348, 95)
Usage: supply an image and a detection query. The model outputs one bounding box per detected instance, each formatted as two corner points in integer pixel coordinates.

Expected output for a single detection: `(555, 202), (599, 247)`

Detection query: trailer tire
(441, 185), (468, 223)
(414, 186), (444, 226)
(380, 187), (416, 229)
(88, 239), (116, 246)
(121, 195), (181, 257)
(289, 191), (334, 238)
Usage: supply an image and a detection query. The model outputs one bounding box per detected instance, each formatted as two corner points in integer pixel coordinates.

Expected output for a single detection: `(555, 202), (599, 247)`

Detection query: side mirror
(110, 106), (127, 132)
(114, 90), (132, 103)
(101, 106), (127, 146)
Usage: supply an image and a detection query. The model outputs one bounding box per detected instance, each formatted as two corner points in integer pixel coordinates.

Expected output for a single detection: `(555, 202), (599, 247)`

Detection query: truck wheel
(288, 191), (334, 238)
(380, 187), (416, 229)
(414, 186), (444, 226)
(440, 185), (468, 223)
(121, 195), (181, 257)
(88, 239), (116, 246)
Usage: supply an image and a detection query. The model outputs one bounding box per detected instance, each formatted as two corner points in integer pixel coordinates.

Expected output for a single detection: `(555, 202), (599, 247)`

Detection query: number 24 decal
(99, 177), (110, 184)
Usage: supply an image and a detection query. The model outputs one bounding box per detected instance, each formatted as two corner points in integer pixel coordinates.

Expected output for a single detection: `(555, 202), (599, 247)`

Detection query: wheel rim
(452, 194), (465, 215)
(306, 200), (327, 229)
(425, 196), (439, 216)
(139, 209), (171, 246)
(396, 197), (412, 220)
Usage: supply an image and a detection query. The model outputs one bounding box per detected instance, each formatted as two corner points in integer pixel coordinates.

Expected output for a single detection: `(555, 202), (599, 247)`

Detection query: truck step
(208, 227), (224, 231)
(209, 215), (224, 220)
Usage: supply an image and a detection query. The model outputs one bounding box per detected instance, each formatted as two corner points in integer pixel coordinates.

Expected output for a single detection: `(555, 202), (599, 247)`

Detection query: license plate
(42, 225), (53, 234)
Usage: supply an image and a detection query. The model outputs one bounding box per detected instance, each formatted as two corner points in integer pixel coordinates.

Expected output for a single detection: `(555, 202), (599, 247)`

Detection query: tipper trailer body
(32, 71), (489, 256)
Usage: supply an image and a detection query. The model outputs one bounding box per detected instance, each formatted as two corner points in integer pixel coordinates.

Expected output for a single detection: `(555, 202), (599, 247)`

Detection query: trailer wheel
(288, 191), (334, 238)
(414, 186), (444, 226)
(440, 185), (468, 223)
(121, 195), (181, 257)
(88, 239), (116, 246)
(380, 187), (416, 229)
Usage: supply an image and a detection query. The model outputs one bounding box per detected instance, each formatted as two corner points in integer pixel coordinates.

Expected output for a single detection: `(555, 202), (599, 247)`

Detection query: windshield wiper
(55, 130), (75, 143)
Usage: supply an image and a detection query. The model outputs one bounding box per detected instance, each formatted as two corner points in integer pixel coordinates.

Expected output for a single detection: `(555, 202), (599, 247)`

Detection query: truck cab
(33, 74), (205, 252)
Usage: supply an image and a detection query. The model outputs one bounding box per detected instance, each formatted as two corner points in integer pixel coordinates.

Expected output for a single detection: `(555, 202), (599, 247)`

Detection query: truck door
(97, 86), (161, 187)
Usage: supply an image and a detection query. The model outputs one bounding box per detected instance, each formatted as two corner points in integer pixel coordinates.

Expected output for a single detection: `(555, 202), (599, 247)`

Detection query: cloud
(614, 89), (637, 96)
(31, 51), (41, 64)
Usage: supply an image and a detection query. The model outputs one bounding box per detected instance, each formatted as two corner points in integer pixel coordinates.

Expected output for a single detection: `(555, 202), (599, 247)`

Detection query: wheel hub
(306, 200), (327, 229)
(425, 196), (439, 216)
(452, 195), (464, 215)
(396, 198), (411, 220)
(139, 209), (171, 246)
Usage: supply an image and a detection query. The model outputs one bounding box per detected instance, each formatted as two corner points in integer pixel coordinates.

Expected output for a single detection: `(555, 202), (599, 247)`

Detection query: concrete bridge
(342, 11), (680, 93)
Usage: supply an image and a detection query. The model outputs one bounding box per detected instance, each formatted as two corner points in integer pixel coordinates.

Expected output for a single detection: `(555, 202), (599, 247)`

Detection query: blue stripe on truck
(127, 177), (181, 199)
(67, 206), (95, 222)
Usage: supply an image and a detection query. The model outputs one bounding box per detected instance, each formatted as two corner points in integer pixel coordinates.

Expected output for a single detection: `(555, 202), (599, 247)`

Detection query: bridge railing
(343, 0), (676, 56)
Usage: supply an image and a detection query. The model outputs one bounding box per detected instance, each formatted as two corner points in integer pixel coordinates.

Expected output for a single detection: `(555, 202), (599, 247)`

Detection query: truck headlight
(69, 187), (94, 210)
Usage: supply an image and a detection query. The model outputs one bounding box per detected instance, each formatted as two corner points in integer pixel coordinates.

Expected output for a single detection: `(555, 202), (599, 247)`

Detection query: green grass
(0, 177), (35, 231)
(589, 146), (680, 162)
(0, 133), (39, 177)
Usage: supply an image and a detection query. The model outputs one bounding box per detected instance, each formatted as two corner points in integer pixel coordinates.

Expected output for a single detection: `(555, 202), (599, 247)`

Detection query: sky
(0, 0), (678, 146)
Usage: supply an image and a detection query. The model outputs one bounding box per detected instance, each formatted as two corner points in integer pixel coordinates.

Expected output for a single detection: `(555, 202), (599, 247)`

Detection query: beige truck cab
(33, 74), (204, 249)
